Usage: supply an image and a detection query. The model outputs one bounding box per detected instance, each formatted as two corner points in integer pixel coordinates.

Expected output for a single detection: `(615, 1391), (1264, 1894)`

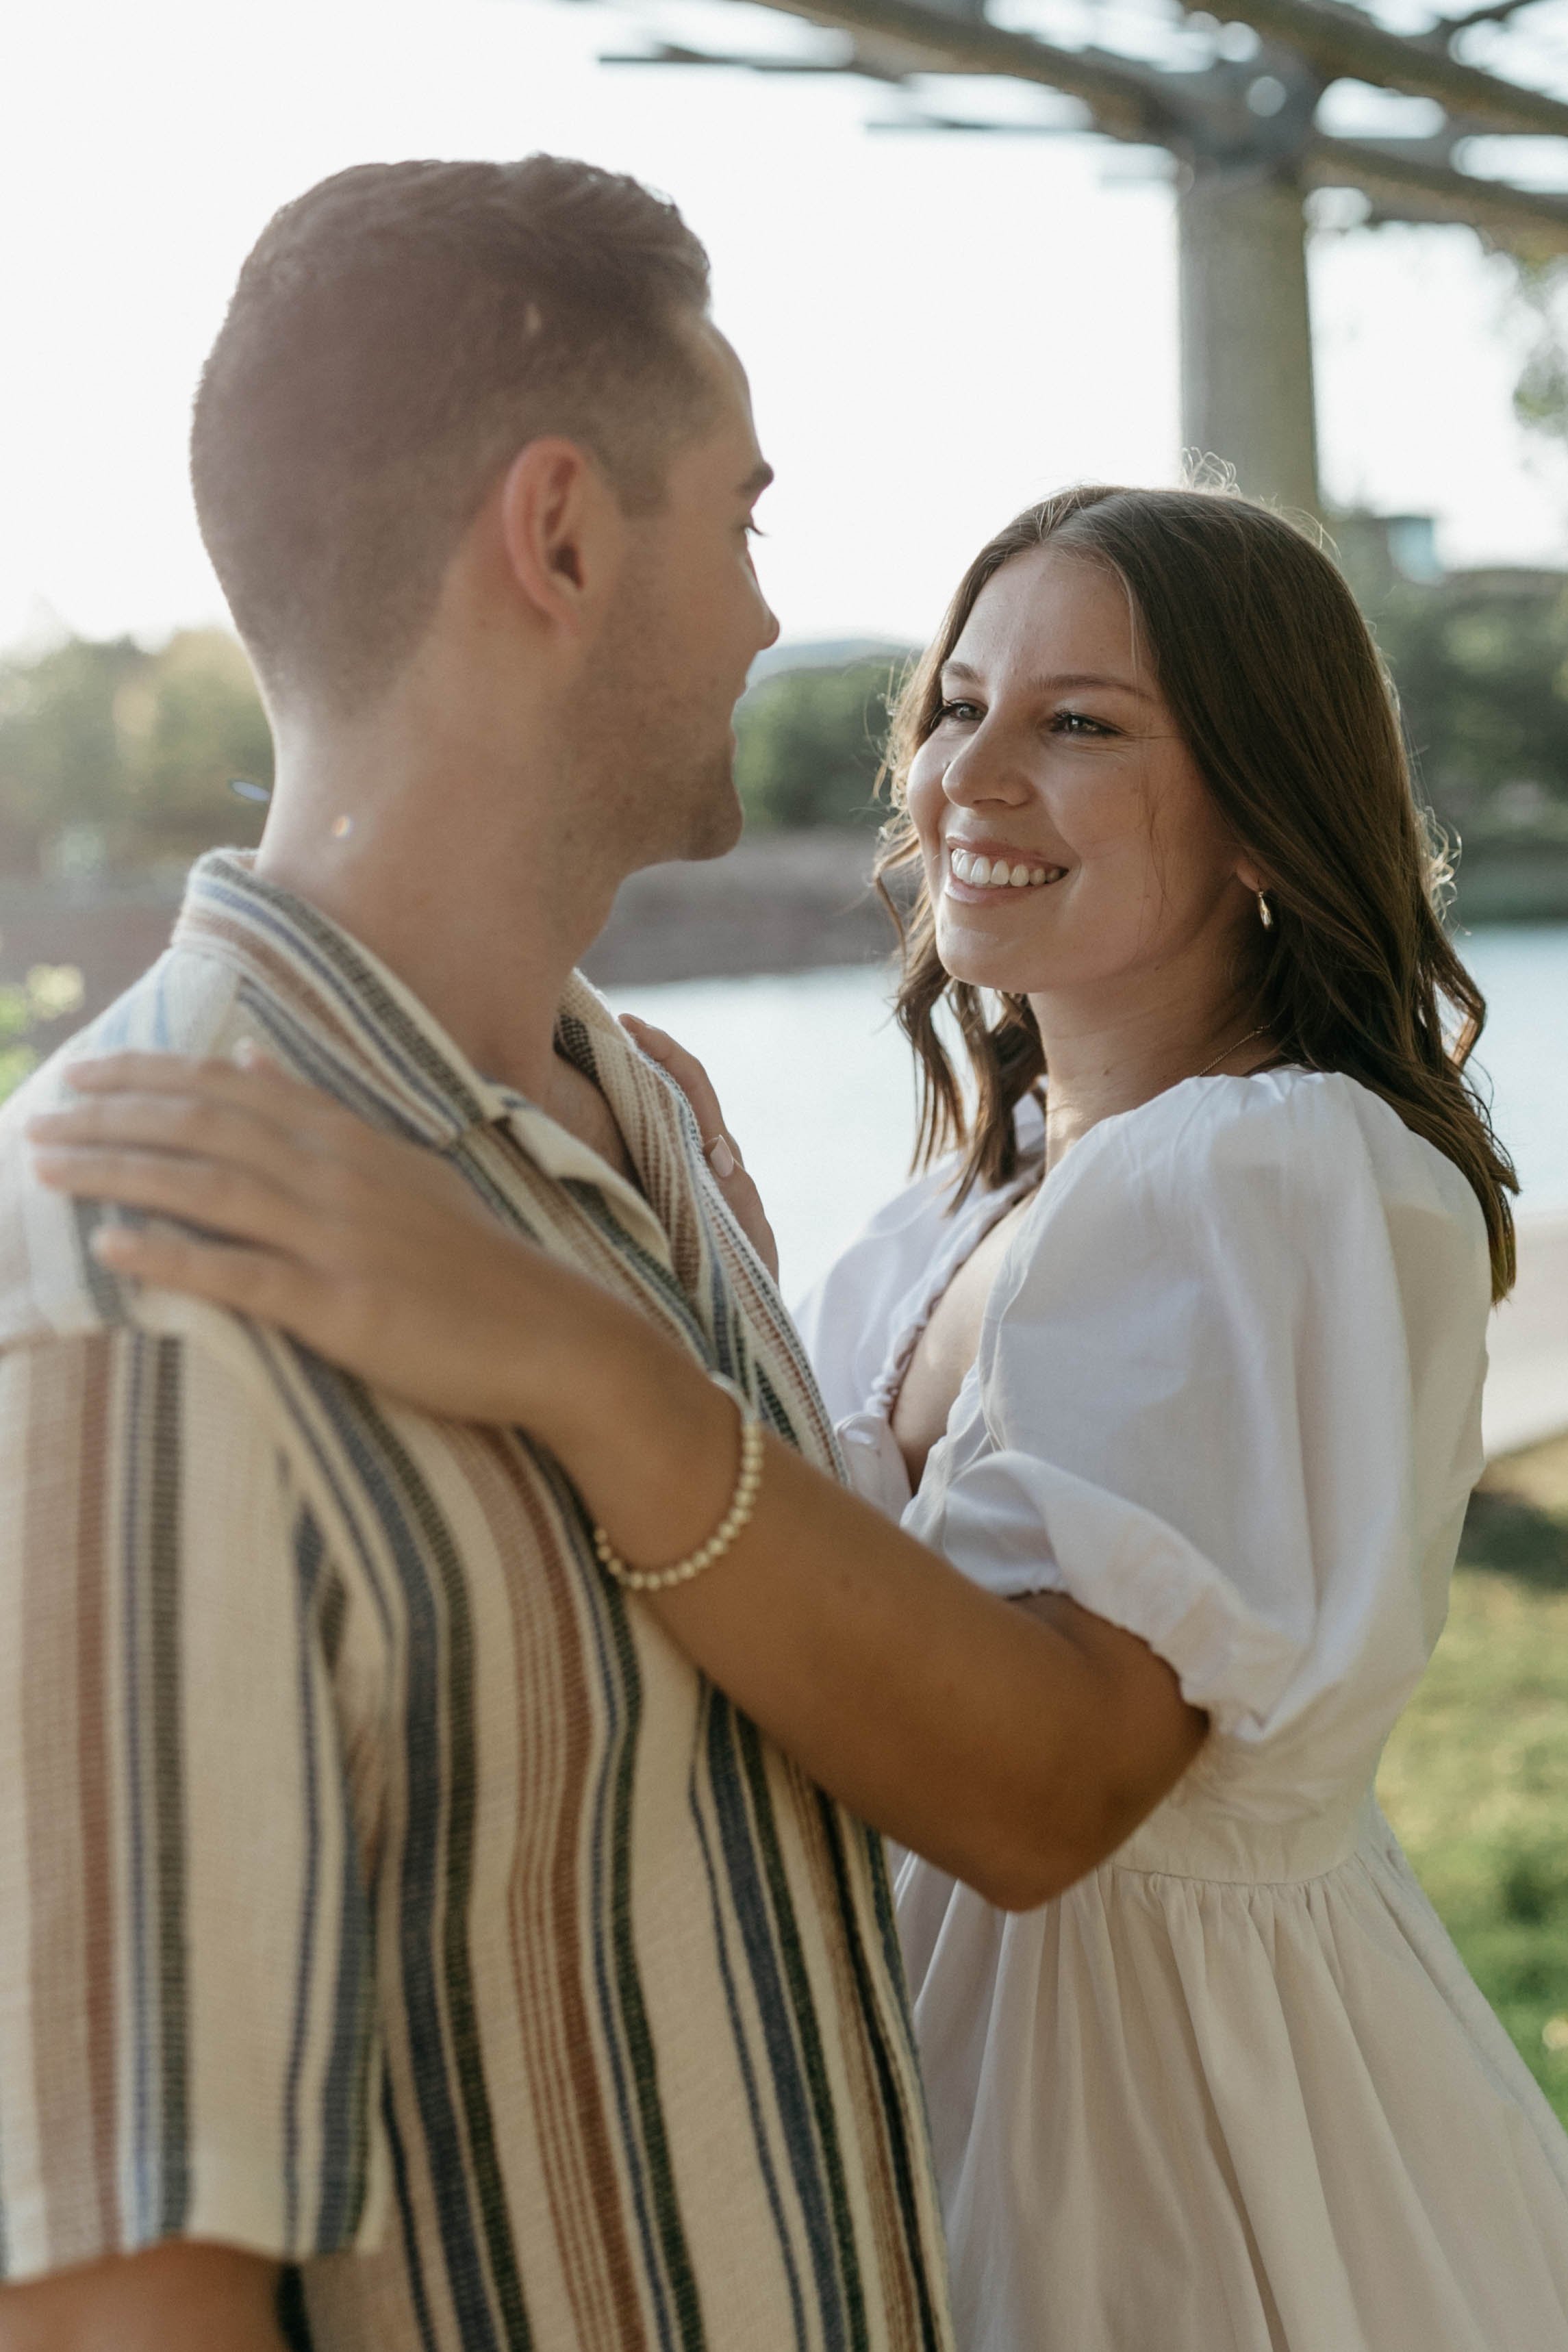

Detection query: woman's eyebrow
(1033, 670), (1155, 700)
(941, 661), (1155, 703)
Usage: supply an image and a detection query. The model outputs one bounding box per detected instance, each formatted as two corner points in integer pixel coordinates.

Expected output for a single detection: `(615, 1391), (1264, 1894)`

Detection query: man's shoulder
(0, 945), (250, 1348)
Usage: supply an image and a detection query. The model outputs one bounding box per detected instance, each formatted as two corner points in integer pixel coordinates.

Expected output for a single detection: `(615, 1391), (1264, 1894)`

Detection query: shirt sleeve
(913, 1073), (1490, 1800)
(0, 1326), (388, 2281)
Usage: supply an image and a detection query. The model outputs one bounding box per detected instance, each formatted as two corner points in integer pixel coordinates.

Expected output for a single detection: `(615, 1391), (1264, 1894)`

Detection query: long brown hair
(876, 484), (1518, 1299)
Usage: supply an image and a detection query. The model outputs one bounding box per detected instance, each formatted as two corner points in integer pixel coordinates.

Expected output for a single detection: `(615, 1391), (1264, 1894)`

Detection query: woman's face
(907, 543), (1259, 1007)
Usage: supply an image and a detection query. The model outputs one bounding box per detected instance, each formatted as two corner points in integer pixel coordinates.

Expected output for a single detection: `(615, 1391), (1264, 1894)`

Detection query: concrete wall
(0, 831), (896, 1051)
(3, 829), (1562, 1061)
(581, 829), (889, 985)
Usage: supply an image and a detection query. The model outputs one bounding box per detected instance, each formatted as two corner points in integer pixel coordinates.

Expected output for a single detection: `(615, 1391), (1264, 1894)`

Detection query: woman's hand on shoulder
(26, 1048), (632, 1441)
(620, 1016), (779, 1282)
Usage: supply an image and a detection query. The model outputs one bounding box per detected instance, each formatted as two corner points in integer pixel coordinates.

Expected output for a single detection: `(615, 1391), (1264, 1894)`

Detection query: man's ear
(496, 438), (627, 636)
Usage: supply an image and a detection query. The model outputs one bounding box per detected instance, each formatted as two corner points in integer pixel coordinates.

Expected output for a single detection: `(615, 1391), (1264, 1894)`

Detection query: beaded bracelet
(592, 1378), (766, 1593)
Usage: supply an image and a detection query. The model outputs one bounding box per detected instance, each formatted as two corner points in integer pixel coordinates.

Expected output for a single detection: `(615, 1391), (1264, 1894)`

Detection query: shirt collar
(175, 850), (540, 1149)
(173, 852), (693, 1269)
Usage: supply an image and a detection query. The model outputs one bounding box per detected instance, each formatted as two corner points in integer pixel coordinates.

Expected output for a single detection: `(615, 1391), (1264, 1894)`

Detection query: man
(0, 157), (954, 2351)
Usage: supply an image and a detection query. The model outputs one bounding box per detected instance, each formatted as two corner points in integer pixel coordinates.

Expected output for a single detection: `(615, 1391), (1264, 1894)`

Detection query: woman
(30, 485), (1568, 2349)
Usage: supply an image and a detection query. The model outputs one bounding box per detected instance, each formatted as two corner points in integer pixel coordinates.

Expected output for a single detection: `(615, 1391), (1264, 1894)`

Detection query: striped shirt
(0, 850), (953, 2352)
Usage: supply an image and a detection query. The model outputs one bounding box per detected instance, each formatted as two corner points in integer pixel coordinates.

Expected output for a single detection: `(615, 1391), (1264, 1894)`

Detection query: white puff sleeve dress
(796, 1068), (1568, 2352)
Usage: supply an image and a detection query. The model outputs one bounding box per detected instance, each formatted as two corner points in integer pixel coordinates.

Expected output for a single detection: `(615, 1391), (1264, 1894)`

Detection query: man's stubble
(568, 550), (746, 883)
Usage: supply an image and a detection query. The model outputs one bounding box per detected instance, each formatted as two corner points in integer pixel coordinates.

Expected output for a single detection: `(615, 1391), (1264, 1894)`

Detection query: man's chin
(676, 772), (745, 864)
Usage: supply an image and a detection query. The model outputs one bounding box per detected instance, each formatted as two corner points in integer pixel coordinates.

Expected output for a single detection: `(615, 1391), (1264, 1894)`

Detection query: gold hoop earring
(1258, 892), (1274, 931)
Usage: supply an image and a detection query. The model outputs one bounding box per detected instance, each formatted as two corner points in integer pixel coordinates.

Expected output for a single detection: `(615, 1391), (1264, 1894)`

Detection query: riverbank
(0, 833), (895, 1034)
(583, 829), (891, 983)
(1483, 1216), (1568, 1457)
(3, 832), (1567, 1013)
(4, 852), (1567, 1454)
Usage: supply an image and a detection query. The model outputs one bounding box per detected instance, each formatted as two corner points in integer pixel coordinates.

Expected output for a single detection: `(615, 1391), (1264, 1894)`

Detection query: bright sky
(1, 0), (1563, 659)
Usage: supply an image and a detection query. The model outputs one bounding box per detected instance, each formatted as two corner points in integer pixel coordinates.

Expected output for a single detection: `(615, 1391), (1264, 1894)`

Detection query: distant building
(1335, 508), (1567, 604)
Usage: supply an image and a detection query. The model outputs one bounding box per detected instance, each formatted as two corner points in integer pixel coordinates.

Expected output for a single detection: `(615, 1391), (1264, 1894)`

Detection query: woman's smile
(944, 837), (1067, 900)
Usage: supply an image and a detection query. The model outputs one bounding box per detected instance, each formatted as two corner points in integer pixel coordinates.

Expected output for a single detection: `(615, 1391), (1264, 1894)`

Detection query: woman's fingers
(83, 1187), (584, 1434)
(34, 1056), (455, 1226)
(620, 1015), (778, 1278)
(32, 1141), (318, 1259)
(69, 1049), (310, 1110)
(33, 1087), (309, 1172)
(29, 1093), (355, 1225)
(62, 1050), (369, 1163)
(90, 1219), (314, 1330)
(620, 1017), (744, 1166)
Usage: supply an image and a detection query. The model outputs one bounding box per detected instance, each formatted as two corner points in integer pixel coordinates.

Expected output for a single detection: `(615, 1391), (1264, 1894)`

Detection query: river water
(609, 924), (1568, 1300)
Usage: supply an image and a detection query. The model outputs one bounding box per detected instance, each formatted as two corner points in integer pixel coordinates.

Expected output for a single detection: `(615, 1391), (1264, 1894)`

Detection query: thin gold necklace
(1194, 1024), (1269, 1079)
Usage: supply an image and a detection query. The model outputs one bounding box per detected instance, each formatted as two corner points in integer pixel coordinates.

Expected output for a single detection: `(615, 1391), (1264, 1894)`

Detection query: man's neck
(254, 722), (624, 1119)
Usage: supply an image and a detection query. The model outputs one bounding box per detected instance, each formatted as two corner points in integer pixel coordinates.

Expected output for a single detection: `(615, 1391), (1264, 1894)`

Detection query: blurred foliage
(1380, 1433), (1568, 2127)
(729, 571), (1568, 889)
(1323, 520), (1568, 915)
(0, 964), (85, 1097)
(733, 657), (908, 832)
(1368, 577), (1568, 848)
(0, 629), (270, 878)
(0, 587), (1563, 893)
(1510, 257), (1568, 457)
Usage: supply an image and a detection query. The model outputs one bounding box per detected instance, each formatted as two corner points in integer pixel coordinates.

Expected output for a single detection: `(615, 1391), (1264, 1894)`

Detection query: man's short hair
(191, 156), (716, 712)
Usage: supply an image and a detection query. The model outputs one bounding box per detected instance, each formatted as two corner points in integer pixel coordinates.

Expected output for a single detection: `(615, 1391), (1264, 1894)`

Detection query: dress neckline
(862, 1067), (1325, 1432)
(866, 1154), (1043, 1422)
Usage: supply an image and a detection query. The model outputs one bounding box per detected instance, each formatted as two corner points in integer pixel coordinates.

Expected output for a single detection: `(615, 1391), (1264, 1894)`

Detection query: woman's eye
(1052, 709), (1114, 738)
(937, 698), (982, 722)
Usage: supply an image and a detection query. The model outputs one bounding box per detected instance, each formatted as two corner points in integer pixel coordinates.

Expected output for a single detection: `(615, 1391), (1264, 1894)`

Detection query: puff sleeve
(904, 1072), (1490, 1809)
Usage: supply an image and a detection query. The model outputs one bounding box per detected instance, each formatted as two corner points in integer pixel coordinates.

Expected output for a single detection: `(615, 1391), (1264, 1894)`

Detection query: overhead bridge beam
(1207, 0), (1568, 138)
(1310, 136), (1568, 251)
(693, 0), (1568, 255)
(740, 0), (1568, 139)
(650, 0), (1568, 506)
(726, 0), (1166, 139)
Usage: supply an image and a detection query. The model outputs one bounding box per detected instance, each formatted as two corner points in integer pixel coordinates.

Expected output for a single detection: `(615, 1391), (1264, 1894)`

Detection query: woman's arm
(30, 1052), (1205, 1910)
(533, 1307), (1204, 1908)
(0, 2243), (284, 2352)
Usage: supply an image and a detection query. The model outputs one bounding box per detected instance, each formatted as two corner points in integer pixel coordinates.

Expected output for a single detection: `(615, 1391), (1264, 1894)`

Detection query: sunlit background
(2, 0), (1567, 657)
(4, 0), (1568, 2119)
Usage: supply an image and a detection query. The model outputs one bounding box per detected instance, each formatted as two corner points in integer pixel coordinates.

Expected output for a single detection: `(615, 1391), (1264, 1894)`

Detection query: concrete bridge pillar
(1177, 159), (1320, 518)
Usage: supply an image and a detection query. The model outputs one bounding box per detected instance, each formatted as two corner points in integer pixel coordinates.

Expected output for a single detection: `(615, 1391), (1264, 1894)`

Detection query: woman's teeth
(948, 848), (1060, 891)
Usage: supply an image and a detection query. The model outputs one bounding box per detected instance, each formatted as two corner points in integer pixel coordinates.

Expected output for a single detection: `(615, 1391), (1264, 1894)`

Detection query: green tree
(0, 965), (86, 1101)
(1333, 522), (1568, 912)
(0, 635), (144, 870)
(733, 657), (909, 832)
(112, 629), (273, 866)
(0, 629), (271, 876)
(1509, 257), (1568, 458)
(1370, 579), (1568, 840)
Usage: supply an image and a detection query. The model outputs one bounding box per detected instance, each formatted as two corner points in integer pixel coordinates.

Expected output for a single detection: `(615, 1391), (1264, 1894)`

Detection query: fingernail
(232, 1037), (260, 1066)
(708, 1136), (737, 1180)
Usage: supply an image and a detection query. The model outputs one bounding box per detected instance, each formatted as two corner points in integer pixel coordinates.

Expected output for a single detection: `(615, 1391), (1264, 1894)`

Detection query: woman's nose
(942, 731), (1034, 810)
